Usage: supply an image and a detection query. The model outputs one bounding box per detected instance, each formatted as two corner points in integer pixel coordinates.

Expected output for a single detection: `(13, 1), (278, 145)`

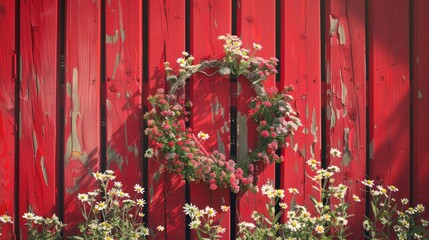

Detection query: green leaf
(167, 75), (178, 82)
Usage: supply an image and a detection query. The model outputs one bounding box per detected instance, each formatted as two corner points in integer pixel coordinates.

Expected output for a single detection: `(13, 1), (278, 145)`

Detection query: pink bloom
(263, 101), (272, 107)
(261, 130), (269, 138)
(210, 183), (218, 190)
(163, 123), (170, 130)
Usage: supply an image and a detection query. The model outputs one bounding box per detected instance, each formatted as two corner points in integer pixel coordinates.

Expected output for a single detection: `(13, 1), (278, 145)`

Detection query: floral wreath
(144, 35), (301, 193)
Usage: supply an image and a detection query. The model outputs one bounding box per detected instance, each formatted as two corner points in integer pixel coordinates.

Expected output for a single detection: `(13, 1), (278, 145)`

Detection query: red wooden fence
(0, 0), (428, 239)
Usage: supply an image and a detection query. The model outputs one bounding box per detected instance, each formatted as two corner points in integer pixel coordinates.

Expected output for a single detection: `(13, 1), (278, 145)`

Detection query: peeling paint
(326, 63), (331, 84)
(66, 82), (71, 96)
(71, 68), (82, 155)
(305, 104), (309, 119)
(211, 97), (225, 123)
(329, 103), (336, 128)
(32, 130), (38, 159)
(217, 131), (225, 154)
(118, 0), (126, 42)
(237, 81), (241, 95)
(311, 108), (318, 143)
(107, 145), (124, 171)
(111, 53), (121, 79)
(418, 90), (423, 99)
(223, 121), (230, 133)
(302, 128), (309, 134)
(338, 24), (346, 45)
(65, 68), (85, 167)
(329, 16), (338, 36)
(237, 111), (248, 161)
(341, 72), (348, 117)
(106, 30), (119, 44)
(40, 156), (49, 186)
(342, 128), (351, 166)
(214, 19), (218, 28)
(106, 99), (111, 110)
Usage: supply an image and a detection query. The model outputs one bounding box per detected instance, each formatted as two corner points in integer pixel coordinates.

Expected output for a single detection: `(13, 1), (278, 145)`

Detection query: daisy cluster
(234, 149), (353, 239)
(183, 203), (228, 238)
(74, 170), (163, 240)
(361, 178), (429, 239)
(0, 214), (13, 237)
(22, 212), (65, 239)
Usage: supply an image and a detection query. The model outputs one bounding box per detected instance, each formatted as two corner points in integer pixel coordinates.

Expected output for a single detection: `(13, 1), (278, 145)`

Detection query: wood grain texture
(19, 0), (58, 237)
(0, 0), (15, 238)
(147, 0), (186, 238)
(236, 0), (276, 224)
(280, 0), (321, 214)
(190, 0), (231, 238)
(64, 0), (101, 234)
(413, 0), (429, 213)
(368, 0), (410, 199)
(105, 0), (143, 203)
(325, 0), (366, 236)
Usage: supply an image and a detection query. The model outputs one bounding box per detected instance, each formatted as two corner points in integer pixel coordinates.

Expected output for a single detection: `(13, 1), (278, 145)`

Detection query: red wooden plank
(190, 0), (231, 238)
(236, 0), (275, 222)
(413, 0), (429, 213)
(325, 0), (366, 236)
(280, 0), (321, 215)
(147, 0), (186, 238)
(368, 0), (410, 199)
(63, 0), (101, 234)
(105, 0), (143, 203)
(0, 0), (16, 238)
(19, 0), (58, 237)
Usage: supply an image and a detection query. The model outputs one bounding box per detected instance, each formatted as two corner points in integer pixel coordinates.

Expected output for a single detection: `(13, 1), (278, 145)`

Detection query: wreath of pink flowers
(144, 35), (301, 193)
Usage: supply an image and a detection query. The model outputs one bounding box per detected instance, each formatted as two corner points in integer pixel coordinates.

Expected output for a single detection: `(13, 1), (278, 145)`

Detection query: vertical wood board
(147, 0), (186, 238)
(18, 0), (59, 237)
(236, 0), (276, 223)
(368, 0), (410, 199)
(105, 0), (143, 200)
(0, 0), (16, 238)
(280, 0), (321, 214)
(190, 0), (232, 238)
(325, 0), (366, 236)
(64, 0), (101, 234)
(413, 0), (429, 213)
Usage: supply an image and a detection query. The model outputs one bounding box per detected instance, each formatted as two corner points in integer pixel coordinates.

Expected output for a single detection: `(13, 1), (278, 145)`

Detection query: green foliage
(22, 212), (65, 240)
(71, 170), (155, 240)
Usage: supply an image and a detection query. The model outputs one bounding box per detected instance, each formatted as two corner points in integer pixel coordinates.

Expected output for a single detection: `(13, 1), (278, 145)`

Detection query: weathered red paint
(236, 0), (276, 223)
(413, 0), (429, 215)
(1, 2), (429, 239)
(0, 0), (15, 238)
(368, 0), (410, 199)
(325, 0), (366, 236)
(63, 0), (101, 234)
(105, 0), (143, 204)
(190, 0), (231, 238)
(280, 0), (321, 214)
(19, 0), (58, 237)
(147, 0), (186, 237)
